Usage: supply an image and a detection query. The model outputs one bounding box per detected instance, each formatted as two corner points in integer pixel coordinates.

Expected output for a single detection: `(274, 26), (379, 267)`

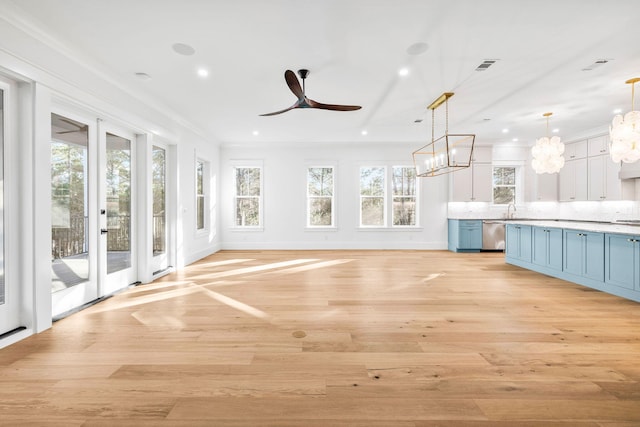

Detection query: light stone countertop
(488, 219), (640, 236)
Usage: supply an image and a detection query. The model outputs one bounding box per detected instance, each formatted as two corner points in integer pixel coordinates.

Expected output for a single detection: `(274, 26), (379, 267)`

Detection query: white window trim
(359, 165), (387, 228)
(230, 160), (264, 231)
(305, 164), (336, 229)
(391, 165), (419, 228)
(492, 160), (524, 206)
(195, 157), (209, 234)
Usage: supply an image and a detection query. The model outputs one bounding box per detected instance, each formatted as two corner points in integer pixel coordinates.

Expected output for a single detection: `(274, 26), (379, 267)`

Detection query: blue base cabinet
(505, 224), (532, 262)
(506, 224), (640, 303)
(563, 230), (604, 282)
(448, 220), (482, 252)
(532, 227), (563, 271)
(605, 233), (640, 291)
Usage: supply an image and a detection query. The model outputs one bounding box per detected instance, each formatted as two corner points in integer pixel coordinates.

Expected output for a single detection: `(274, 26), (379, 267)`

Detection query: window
(392, 166), (417, 226)
(152, 146), (166, 255)
(493, 166), (516, 204)
(360, 166), (386, 227)
(234, 166), (261, 227)
(196, 159), (205, 230)
(307, 167), (334, 227)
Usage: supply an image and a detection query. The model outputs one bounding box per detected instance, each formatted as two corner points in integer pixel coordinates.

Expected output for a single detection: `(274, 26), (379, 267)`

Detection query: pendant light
(531, 112), (565, 174)
(610, 77), (640, 163)
(412, 92), (475, 177)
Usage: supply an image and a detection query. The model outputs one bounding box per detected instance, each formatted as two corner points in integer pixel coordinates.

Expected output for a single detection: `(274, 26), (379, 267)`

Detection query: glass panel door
(102, 128), (136, 294)
(0, 86), (11, 334)
(50, 112), (97, 316)
(152, 145), (167, 273)
(51, 114), (90, 291)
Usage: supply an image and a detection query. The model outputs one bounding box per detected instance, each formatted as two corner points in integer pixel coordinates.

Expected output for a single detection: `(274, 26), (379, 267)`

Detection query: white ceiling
(4, 0), (640, 147)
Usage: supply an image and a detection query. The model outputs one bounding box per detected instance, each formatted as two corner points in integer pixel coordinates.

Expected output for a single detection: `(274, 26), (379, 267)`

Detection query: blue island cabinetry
(505, 223), (640, 303)
(605, 233), (640, 292)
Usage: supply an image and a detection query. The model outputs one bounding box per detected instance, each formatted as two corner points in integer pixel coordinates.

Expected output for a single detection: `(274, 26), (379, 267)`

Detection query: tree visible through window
(235, 167), (261, 227)
(493, 166), (516, 204)
(307, 167), (334, 227)
(196, 160), (205, 230)
(360, 167), (386, 226)
(392, 166), (416, 226)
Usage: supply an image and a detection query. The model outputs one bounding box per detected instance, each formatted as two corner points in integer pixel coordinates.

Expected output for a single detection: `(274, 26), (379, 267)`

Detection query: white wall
(220, 143), (449, 250)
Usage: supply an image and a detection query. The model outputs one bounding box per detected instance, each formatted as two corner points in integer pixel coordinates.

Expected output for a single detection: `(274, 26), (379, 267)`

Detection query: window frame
(232, 162), (263, 230)
(306, 165), (336, 229)
(195, 158), (208, 232)
(391, 165), (418, 228)
(492, 163), (522, 205)
(359, 165), (387, 228)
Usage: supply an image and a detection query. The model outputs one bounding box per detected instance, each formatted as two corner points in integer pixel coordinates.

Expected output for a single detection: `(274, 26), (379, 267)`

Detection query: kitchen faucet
(506, 203), (516, 219)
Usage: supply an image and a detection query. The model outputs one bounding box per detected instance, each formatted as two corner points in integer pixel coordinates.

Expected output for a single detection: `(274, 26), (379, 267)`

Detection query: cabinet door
(505, 225), (519, 258)
(605, 233), (637, 290)
(574, 158), (588, 201)
(563, 230), (584, 276)
(565, 140), (588, 160)
(583, 232), (605, 281)
(588, 155), (605, 201)
(532, 227), (548, 267)
(559, 160), (575, 201)
(547, 228), (563, 271)
(472, 163), (493, 202)
(459, 221), (482, 250)
(451, 166), (473, 202)
(588, 135), (609, 156)
(519, 226), (532, 262)
(605, 159), (622, 200)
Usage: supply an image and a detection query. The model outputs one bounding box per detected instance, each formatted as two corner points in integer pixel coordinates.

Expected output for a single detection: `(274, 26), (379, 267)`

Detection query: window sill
(304, 226), (339, 232)
(229, 226), (264, 232)
(357, 227), (424, 232)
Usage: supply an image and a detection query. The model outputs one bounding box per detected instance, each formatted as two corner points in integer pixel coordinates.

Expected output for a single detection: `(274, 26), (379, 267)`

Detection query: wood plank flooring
(2, 250), (640, 426)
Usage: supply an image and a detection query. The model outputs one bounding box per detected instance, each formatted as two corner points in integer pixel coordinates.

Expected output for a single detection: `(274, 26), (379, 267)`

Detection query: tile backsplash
(448, 200), (640, 222)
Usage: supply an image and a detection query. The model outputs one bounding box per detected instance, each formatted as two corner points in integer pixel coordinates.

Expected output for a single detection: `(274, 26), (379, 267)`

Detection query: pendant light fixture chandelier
(610, 77), (640, 163)
(412, 92), (475, 177)
(531, 112), (565, 174)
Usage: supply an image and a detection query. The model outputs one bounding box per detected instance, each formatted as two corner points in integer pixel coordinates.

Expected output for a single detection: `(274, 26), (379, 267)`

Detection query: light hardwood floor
(2, 250), (640, 426)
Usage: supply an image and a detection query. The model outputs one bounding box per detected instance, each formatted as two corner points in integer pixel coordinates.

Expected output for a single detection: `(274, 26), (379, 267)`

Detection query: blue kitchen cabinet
(532, 226), (563, 271)
(505, 224), (532, 262)
(448, 220), (482, 252)
(563, 229), (604, 281)
(604, 233), (639, 291)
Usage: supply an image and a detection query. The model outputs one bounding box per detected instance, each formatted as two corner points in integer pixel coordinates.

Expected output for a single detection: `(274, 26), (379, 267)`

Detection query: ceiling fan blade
(307, 98), (362, 111)
(259, 100), (302, 116)
(284, 69), (304, 99)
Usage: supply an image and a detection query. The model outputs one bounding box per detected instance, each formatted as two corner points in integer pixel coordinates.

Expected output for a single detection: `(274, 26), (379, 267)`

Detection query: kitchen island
(504, 219), (640, 303)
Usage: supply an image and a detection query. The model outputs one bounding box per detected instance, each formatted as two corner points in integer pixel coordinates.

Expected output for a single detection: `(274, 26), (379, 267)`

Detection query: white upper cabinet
(450, 147), (492, 202)
(587, 134), (609, 156)
(564, 139), (588, 161)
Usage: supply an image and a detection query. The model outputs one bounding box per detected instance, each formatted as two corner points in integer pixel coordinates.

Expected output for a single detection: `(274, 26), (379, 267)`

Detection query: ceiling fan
(260, 69), (362, 116)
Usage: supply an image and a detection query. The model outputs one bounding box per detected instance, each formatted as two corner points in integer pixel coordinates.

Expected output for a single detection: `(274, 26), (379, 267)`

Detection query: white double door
(51, 112), (138, 317)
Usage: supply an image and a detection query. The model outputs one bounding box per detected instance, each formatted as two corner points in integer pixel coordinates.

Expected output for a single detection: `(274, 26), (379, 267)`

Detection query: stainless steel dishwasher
(482, 220), (505, 250)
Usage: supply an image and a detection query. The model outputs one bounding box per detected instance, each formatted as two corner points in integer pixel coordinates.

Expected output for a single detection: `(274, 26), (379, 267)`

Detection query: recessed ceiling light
(613, 108), (622, 114)
(552, 128), (560, 133)
(172, 43), (195, 56)
(134, 72), (151, 80)
(398, 68), (409, 77)
(361, 130), (368, 135)
(197, 68), (209, 78)
(252, 130), (259, 136)
(502, 128), (509, 133)
(512, 138), (518, 142)
(406, 42), (429, 56)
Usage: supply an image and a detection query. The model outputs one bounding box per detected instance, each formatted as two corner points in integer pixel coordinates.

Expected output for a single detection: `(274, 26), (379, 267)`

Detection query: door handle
(101, 228), (109, 234)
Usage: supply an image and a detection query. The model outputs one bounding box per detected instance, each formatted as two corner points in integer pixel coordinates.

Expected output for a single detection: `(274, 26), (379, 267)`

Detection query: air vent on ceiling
(582, 59), (611, 71)
(475, 59), (498, 71)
